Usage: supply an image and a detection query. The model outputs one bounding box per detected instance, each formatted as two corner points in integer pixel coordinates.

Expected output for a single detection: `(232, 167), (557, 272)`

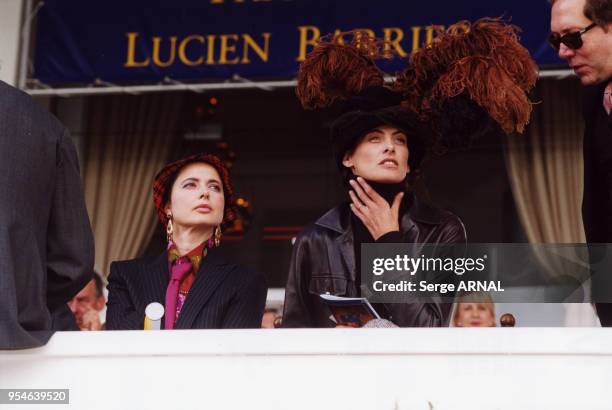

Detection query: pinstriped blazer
(105, 247), (267, 330)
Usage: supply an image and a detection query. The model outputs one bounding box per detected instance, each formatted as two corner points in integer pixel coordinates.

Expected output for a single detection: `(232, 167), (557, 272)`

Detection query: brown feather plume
(395, 18), (538, 135)
(296, 31), (391, 110)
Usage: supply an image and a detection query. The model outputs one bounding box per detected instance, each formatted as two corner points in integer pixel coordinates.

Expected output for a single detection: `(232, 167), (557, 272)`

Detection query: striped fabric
(106, 247), (267, 330)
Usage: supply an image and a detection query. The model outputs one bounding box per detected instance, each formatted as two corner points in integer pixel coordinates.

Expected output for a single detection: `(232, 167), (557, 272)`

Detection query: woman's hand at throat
(348, 177), (403, 240)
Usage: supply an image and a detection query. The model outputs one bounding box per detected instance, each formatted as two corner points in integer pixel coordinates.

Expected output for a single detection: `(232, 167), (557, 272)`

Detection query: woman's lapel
(143, 252), (170, 307)
(174, 248), (234, 329)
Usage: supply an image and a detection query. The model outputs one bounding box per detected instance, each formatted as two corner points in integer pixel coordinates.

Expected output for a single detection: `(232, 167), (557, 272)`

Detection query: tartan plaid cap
(152, 153), (234, 226)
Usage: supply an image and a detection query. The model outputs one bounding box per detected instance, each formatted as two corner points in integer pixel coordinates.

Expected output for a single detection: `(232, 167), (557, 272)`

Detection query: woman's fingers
(349, 179), (374, 205)
(356, 177), (384, 203)
(350, 179), (405, 239)
(349, 190), (367, 210)
(349, 193), (371, 225)
(349, 203), (368, 224)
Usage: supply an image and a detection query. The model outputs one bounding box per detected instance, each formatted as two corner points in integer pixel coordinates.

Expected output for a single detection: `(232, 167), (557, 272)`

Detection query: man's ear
(342, 153), (353, 169)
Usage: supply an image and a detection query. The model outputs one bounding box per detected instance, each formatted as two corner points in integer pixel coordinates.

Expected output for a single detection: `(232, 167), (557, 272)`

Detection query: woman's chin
(357, 168), (407, 184)
(178, 216), (220, 230)
(363, 174), (406, 184)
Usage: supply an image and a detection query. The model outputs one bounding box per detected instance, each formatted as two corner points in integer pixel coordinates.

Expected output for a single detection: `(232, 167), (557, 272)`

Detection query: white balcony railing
(1, 328), (611, 409)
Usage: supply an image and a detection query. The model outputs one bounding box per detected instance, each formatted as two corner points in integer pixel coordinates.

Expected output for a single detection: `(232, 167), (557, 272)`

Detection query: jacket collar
(146, 247), (233, 329)
(314, 193), (443, 234)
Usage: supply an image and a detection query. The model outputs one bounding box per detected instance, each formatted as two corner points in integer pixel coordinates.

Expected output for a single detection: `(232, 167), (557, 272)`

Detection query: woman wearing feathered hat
(106, 154), (267, 330)
(282, 32), (466, 328)
(282, 20), (536, 328)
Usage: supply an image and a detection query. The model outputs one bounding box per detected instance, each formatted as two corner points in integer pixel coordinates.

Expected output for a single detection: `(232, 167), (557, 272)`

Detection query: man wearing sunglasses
(551, 0), (612, 326)
(550, 0), (612, 85)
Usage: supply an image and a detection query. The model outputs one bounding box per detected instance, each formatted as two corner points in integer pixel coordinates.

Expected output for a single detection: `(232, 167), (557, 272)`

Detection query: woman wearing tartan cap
(106, 154), (267, 330)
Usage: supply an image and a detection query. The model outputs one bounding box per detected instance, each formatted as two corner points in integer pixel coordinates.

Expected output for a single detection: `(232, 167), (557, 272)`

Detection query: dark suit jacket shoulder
(106, 248), (267, 330)
(0, 81), (94, 349)
(583, 81), (612, 326)
(582, 82), (612, 243)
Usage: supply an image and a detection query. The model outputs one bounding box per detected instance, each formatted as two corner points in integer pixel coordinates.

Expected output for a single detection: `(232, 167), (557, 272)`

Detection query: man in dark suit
(550, 0), (612, 325)
(0, 81), (94, 349)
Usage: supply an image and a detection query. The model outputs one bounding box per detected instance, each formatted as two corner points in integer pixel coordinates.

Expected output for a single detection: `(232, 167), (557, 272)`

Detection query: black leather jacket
(282, 196), (466, 328)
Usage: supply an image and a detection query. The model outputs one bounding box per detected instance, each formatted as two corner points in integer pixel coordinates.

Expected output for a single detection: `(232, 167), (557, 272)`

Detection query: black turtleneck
(347, 176), (410, 295)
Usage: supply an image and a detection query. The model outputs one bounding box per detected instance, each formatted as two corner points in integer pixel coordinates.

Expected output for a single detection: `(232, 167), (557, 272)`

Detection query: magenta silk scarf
(164, 257), (193, 330)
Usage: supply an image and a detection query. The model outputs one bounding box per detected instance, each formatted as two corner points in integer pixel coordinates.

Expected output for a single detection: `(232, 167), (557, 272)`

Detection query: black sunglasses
(548, 23), (597, 51)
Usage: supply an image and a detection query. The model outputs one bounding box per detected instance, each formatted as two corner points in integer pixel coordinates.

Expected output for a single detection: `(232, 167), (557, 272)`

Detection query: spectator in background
(0, 81), (94, 349)
(68, 273), (106, 331)
(452, 292), (497, 327)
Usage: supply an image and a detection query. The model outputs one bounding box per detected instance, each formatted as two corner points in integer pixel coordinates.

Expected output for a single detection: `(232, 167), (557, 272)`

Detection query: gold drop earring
(214, 225), (222, 247)
(166, 211), (174, 243)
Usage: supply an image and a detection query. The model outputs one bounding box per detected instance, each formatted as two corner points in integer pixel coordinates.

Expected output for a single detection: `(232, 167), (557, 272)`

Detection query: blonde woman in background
(452, 292), (497, 327)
